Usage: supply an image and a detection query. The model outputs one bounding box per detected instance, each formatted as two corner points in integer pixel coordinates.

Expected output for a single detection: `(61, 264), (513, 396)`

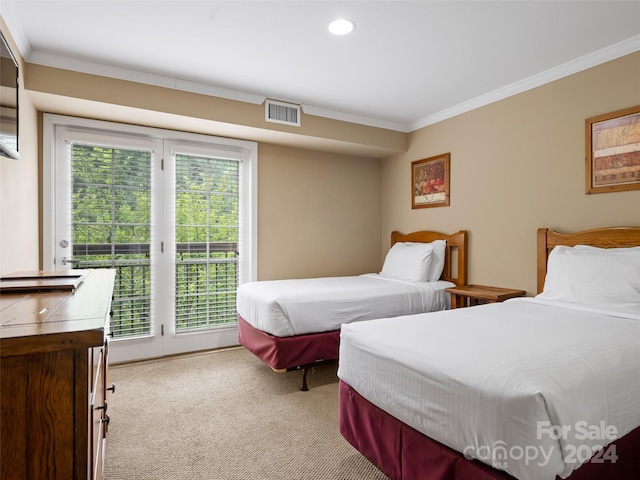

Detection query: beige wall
(258, 143), (381, 279)
(381, 51), (640, 295)
(0, 19), (39, 275)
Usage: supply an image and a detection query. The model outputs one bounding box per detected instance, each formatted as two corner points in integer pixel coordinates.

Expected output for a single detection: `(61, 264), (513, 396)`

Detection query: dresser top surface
(0, 269), (115, 344)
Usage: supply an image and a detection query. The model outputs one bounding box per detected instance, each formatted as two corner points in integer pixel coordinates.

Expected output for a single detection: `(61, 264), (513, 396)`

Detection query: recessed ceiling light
(329, 18), (355, 36)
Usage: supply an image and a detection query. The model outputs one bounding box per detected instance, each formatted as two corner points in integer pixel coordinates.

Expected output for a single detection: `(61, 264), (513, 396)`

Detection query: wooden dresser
(0, 269), (116, 480)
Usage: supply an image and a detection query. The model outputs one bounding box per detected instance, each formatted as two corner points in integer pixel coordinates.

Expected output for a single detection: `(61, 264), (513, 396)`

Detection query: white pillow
(537, 245), (640, 308)
(380, 242), (433, 282)
(573, 245), (640, 255)
(427, 239), (447, 281)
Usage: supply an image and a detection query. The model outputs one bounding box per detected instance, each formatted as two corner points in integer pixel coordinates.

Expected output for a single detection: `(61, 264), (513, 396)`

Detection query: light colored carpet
(104, 347), (388, 480)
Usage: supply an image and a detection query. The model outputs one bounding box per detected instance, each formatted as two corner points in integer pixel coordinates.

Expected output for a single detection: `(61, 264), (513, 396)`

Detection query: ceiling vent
(265, 99), (301, 127)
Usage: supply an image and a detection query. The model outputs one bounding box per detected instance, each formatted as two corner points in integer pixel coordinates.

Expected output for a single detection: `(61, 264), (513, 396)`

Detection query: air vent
(265, 100), (301, 127)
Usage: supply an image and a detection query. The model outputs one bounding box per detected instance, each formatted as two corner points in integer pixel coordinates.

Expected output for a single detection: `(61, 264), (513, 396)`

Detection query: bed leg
(301, 366), (309, 391)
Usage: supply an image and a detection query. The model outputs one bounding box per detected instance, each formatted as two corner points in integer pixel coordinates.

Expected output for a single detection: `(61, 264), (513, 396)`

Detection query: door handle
(61, 257), (80, 265)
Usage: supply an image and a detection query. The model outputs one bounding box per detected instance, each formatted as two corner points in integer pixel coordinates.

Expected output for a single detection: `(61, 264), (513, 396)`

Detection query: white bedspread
(337, 298), (640, 480)
(236, 274), (452, 336)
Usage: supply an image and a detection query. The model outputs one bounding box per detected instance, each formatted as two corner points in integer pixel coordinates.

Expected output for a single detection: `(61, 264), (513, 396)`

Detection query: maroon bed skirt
(339, 380), (640, 480)
(237, 316), (340, 370)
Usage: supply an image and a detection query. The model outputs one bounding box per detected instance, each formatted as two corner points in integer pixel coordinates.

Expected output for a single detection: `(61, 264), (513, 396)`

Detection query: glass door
(160, 141), (245, 356)
(45, 116), (257, 363)
(52, 127), (164, 361)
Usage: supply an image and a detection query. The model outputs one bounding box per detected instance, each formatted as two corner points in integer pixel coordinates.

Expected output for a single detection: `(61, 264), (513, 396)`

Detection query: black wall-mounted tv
(0, 32), (19, 160)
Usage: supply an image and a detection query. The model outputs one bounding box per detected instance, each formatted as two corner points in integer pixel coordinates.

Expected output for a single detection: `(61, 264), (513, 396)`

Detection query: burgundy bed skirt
(339, 380), (640, 480)
(237, 316), (340, 370)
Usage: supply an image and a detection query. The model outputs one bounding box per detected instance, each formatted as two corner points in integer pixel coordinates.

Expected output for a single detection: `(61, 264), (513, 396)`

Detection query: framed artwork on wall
(585, 105), (640, 194)
(412, 153), (450, 209)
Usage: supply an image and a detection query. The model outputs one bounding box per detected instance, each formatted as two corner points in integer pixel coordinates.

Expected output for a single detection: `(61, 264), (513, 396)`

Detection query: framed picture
(412, 153), (450, 209)
(585, 105), (640, 194)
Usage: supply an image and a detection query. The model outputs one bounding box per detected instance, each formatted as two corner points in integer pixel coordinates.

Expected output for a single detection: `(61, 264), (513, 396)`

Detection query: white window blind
(69, 141), (154, 338)
(174, 153), (240, 331)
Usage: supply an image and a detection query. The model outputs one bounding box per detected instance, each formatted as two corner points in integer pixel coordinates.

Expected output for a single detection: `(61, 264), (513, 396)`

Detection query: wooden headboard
(390, 230), (467, 287)
(537, 226), (640, 294)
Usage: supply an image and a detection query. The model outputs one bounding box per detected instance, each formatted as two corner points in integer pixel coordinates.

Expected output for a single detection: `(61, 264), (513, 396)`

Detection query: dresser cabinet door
(90, 343), (107, 480)
(1, 350), (76, 480)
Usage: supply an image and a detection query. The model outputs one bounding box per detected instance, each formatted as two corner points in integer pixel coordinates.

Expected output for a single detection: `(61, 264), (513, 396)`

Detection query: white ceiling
(3, 0), (640, 132)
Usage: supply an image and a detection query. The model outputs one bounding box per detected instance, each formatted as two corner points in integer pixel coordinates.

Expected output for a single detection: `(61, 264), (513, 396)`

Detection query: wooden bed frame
(536, 226), (640, 293)
(238, 229), (467, 390)
(340, 226), (640, 480)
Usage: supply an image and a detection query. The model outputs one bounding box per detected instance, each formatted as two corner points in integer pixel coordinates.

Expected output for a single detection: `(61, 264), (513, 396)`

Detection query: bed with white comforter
(338, 298), (640, 480)
(236, 230), (467, 381)
(237, 274), (452, 336)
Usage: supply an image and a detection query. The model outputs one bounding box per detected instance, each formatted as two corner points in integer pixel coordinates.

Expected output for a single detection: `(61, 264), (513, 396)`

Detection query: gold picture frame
(585, 105), (640, 194)
(412, 153), (450, 209)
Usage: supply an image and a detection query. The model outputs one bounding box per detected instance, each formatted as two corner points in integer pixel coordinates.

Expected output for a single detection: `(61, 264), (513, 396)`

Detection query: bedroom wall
(381, 51), (640, 295)
(258, 143), (381, 280)
(0, 19), (39, 275)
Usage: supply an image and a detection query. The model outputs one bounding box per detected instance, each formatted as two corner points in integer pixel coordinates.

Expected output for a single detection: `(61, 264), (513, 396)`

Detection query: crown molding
(26, 49), (410, 131)
(27, 50), (268, 105)
(0, 0), (32, 58)
(300, 104), (409, 132)
(29, 32), (639, 135)
(410, 34), (640, 132)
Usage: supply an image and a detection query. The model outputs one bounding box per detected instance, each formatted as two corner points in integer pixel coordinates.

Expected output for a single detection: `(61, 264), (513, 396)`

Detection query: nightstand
(445, 285), (526, 309)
